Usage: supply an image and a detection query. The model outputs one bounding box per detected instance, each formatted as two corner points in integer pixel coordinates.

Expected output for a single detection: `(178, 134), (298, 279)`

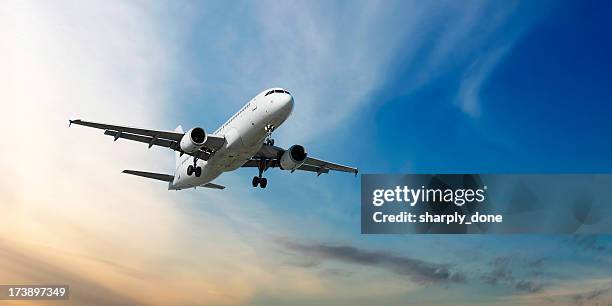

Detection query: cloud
(0, 2), (290, 305)
(280, 239), (560, 297)
(279, 240), (466, 285)
(2, 2), (602, 306)
(481, 256), (513, 286)
(456, 44), (512, 117)
(0, 238), (144, 306)
(566, 235), (611, 254)
(183, 1), (528, 143)
(571, 287), (611, 305)
(481, 255), (546, 294)
(188, 1), (412, 143)
(515, 280), (544, 294)
(499, 278), (612, 306)
(431, 2), (533, 118)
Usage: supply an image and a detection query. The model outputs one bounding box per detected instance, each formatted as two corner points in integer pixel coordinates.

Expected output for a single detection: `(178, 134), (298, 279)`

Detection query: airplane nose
(277, 93), (294, 114)
(285, 94), (294, 112)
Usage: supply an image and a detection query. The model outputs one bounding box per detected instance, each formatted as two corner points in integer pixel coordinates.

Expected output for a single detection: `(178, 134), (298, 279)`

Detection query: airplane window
(265, 91), (272, 96)
(283, 90), (290, 94)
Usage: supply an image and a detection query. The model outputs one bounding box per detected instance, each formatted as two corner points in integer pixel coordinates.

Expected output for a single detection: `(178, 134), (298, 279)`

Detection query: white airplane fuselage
(171, 88), (294, 189)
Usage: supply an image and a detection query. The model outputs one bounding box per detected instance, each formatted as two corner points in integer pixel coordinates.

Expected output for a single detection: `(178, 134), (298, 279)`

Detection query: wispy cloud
(565, 235), (611, 254)
(571, 287), (611, 305)
(282, 239), (563, 298)
(3, 2), (608, 306)
(456, 44), (512, 117)
(481, 255), (546, 293)
(184, 1), (528, 143)
(279, 240), (466, 285)
(0, 2), (287, 305)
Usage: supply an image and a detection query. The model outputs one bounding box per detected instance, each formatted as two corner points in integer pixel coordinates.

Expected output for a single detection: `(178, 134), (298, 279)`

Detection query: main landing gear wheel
(252, 176), (260, 187)
(252, 158), (269, 188)
(252, 177), (268, 188)
(187, 165), (202, 177)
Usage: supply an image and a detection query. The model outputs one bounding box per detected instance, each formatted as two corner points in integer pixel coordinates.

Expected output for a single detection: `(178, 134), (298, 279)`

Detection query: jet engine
(180, 127), (207, 153)
(279, 145), (307, 170)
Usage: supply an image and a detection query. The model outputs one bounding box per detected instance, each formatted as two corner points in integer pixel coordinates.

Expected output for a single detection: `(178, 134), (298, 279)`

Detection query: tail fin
(174, 125), (184, 168)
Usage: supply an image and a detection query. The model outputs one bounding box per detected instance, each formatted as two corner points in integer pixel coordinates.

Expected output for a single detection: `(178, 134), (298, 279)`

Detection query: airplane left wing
(69, 119), (225, 160)
(243, 145), (358, 176)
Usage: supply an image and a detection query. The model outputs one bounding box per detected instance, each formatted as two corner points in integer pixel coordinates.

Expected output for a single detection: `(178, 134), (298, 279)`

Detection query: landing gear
(264, 124), (275, 146)
(252, 176), (268, 188)
(252, 158), (269, 188)
(187, 161), (202, 177)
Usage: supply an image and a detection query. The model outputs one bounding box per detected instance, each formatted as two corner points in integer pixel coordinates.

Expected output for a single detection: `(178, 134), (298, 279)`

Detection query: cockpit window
(265, 89), (290, 96)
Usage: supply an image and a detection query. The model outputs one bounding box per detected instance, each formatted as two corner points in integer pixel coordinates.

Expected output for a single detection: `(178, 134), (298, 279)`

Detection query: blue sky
(166, 1), (612, 304)
(3, 1), (612, 305)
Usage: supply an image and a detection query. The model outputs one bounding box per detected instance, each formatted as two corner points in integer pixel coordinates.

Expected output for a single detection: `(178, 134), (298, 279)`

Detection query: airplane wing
(123, 169), (173, 182)
(122, 169), (225, 189)
(243, 145), (358, 176)
(69, 119), (225, 160)
(201, 182), (226, 189)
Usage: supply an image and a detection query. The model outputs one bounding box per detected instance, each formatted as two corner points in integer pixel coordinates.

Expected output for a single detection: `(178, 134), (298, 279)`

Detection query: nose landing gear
(252, 158), (269, 188)
(264, 124), (275, 146)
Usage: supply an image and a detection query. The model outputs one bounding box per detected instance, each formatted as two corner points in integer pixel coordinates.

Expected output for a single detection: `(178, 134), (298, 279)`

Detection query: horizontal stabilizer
(201, 182), (225, 189)
(122, 170), (173, 182)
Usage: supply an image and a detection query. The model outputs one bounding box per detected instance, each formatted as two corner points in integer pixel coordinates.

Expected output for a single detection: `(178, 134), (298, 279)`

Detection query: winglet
(355, 168), (359, 177)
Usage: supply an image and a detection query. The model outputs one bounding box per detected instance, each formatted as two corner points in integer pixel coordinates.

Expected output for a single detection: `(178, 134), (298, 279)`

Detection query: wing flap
(248, 145), (358, 175)
(104, 130), (212, 161)
(104, 130), (176, 149)
(71, 119), (183, 141)
(304, 157), (357, 174)
(297, 164), (330, 174)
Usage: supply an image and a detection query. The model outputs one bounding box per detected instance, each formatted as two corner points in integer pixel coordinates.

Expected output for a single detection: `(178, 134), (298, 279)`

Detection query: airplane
(69, 88), (358, 190)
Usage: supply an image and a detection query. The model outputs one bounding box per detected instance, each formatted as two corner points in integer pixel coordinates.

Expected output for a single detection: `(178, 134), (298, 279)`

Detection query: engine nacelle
(180, 127), (207, 153)
(280, 145), (307, 170)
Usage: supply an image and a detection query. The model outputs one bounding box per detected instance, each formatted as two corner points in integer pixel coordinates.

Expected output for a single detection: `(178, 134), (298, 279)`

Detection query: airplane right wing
(122, 169), (225, 189)
(201, 182), (226, 189)
(69, 119), (226, 161)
